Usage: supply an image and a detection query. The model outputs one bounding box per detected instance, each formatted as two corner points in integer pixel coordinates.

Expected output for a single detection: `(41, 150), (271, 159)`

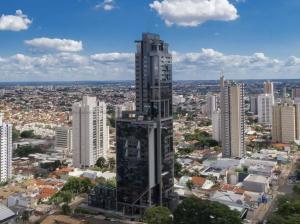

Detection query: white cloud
(95, 0), (116, 11)
(150, 0), (239, 27)
(1, 49), (300, 81)
(0, 10), (32, 31)
(25, 37), (83, 52)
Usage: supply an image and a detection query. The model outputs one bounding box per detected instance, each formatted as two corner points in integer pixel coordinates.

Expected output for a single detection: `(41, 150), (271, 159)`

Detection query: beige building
(55, 126), (72, 157)
(264, 81), (274, 95)
(220, 77), (245, 158)
(272, 102), (300, 143)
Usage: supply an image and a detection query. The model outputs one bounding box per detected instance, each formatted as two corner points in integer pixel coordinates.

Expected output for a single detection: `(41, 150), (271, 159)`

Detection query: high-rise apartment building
(264, 81), (274, 95)
(292, 88), (300, 104)
(72, 96), (109, 168)
(115, 102), (136, 119)
(206, 94), (217, 119)
(55, 126), (72, 157)
(272, 101), (300, 143)
(0, 113), (12, 182)
(250, 96), (258, 115)
(116, 33), (174, 215)
(257, 94), (274, 124)
(212, 109), (221, 142)
(220, 76), (245, 158)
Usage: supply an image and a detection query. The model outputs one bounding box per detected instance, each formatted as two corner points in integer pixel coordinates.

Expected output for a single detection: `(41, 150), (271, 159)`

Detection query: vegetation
(143, 206), (173, 224)
(20, 130), (35, 138)
(173, 197), (242, 224)
(184, 129), (219, 149)
(61, 203), (71, 215)
(40, 160), (64, 171)
(95, 156), (116, 171)
(174, 160), (183, 178)
(50, 177), (94, 204)
(13, 145), (42, 157)
(186, 180), (194, 190)
(12, 126), (20, 141)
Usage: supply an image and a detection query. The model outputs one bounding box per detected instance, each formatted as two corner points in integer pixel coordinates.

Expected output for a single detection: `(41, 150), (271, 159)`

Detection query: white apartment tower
(55, 126), (72, 157)
(257, 94), (274, 124)
(206, 94), (217, 119)
(212, 109), (221, 142)
(220, 76), (245, 158)
(0, 113), (12, 182)
(72, 96), (109, 168)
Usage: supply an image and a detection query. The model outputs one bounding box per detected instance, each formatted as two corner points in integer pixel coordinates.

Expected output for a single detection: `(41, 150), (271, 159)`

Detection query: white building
(55, 126), (72, 157)
(212, 109), (221, 142)
(206, 94), (217, 119)
(72, 96), (109, 168)
(115, 102), (136, 119)
(257, 94), (274, 124)
(0, 113), (12, 182)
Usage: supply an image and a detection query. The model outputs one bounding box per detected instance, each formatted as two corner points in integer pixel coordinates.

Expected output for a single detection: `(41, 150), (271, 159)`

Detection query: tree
(20, 130), (35, 138)
(21, 210), (30, 224)
(96, 157), (107, 169)
(12, 127), (20, 141)
(174, 197), (242, 224)
(186, 180), (194, 190)
(62, 203), (71, 215)
(143, 206), (173, 224)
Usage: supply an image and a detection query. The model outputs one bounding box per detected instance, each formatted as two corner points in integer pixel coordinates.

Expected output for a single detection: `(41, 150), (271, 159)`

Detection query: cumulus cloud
(150, 0), (239, 27)
(0, 49), (300, 81)
(24, 37), (83, 52)
(0, 10), (32, 31)
(95, 0), (116, 11)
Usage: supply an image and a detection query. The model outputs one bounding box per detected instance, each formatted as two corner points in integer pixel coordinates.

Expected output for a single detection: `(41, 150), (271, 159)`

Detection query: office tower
(72, 96), (108, 168)
(264, 81), (274, 95)
(212, 109), (221, 142)
(0, 113), (12, 182)
(116, 33), (174, 215)
(206, 94), (217, 119)
(257, 94), (274, 124)
(55, 126), (72, 157)
(272, 102), (300, 143)
(220, 76), (245, 158)
(250, 96), (258, 115)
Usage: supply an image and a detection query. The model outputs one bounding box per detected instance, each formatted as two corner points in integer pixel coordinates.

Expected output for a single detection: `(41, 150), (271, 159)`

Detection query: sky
(1, 0), (300, 81)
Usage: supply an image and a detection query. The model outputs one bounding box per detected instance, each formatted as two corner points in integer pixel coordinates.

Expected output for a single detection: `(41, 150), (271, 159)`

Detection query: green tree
(12, 127), (20, 141)
(21, 210), (30, 224)
(96, 157), (107, 169)
(174, 197), (242, 224)
(108, 157), (116, 170)
(143, 206), (173, 224)
(61, 203), (71, 215)
(174, 161), (182, 178)
(186, 180), (194, 190)
(20, 130), (35, 138)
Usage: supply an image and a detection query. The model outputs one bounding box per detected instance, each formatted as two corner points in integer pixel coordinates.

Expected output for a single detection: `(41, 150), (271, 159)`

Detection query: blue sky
(1, 0), (300, 81)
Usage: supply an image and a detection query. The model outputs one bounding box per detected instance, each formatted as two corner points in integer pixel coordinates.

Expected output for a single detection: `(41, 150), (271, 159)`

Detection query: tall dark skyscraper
(116, 33), (174, 215)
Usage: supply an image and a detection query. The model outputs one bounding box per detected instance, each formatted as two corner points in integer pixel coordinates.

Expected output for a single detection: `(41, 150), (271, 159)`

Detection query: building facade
(212, 109), (221, 142)
(72, 96), (108, 168)
(0, 113), (12, 182)
(116, 33), (174, 215)
(220, 77), (245, 158)
(257, 94), (274, 125)
(272, 101), (300, 143)
(264, 81), (274, 95)
(206, 94), (217, 119)
(55, 126), (72, 157)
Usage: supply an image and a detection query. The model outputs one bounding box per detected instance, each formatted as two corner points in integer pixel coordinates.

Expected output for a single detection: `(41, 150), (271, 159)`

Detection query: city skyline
(1, 0), (300, 81)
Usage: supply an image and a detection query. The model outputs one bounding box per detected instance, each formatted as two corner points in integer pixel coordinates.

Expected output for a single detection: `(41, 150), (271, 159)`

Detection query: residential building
(257, 94), (274, 124)
(220, 77), (245, 158)
(263, 81), (274, 95)
(272, 101), (300, 143)
(250, 96), (258, 115)
(72, 96), (108, 168)
(292, 88), (300, 103)
(212, 109), (221, 142)
(55, 126), (72, 157)
(206, 94), (217, 119)
(0, 113), (12, 183)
